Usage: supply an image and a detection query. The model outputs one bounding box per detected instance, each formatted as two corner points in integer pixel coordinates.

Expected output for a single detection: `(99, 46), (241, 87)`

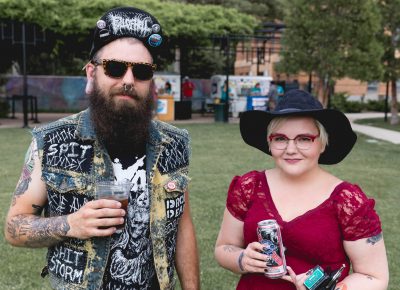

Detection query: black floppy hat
(240, 89), (357, 164)
(89, 7), (164, 60)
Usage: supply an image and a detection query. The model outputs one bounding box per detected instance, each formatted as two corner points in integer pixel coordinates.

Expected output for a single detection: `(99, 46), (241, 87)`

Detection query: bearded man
(5, 7), (199, 290)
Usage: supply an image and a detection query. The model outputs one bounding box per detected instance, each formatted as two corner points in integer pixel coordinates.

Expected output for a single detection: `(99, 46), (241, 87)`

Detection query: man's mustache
(110, 85), (138, 99)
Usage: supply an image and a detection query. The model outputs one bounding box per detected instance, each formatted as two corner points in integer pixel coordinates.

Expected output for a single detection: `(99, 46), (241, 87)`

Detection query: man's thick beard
(89, 83), (154, 155)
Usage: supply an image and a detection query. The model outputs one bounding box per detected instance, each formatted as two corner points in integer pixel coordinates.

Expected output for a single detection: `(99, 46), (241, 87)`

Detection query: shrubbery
(0, 99), (9, 118)
(330, 93), (392, 112)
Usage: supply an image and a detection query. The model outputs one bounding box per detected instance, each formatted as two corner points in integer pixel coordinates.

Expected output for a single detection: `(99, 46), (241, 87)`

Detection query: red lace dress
(226, 170), (382, 290)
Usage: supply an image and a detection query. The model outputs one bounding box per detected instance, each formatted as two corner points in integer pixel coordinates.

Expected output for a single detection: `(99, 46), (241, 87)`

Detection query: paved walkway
(346, 112), (400, 144)
(1, 112), (400, 144)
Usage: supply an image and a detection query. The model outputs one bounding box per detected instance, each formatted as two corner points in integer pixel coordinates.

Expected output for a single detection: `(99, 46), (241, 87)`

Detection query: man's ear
(85, 63), (95, 94)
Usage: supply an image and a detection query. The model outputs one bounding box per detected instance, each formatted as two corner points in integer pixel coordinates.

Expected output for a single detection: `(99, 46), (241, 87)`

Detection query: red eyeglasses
(268, 133), (320, 150)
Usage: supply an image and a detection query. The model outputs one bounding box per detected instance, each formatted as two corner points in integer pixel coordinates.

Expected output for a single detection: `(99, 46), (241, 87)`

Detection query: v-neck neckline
(260, 171), (346, 224)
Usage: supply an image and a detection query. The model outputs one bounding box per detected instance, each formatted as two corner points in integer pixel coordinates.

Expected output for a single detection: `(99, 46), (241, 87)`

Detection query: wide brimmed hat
(240, 89), (357, 164)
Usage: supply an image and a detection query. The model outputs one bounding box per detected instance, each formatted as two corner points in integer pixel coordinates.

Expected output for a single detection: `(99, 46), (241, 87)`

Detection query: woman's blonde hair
(267, 116), (329, 148)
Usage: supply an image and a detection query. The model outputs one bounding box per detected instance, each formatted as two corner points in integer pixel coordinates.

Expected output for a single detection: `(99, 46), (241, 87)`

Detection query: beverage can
(257, 219), (287, 278)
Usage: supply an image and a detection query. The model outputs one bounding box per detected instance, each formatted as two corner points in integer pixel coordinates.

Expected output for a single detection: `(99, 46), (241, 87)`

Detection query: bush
(0, 98), (9, 117)
(365, 100), (387, 112)
(330, 92), (364, 112)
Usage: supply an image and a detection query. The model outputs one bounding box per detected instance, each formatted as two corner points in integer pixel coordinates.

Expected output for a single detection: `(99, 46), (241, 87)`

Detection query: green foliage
(0, 99), (9, 117)
(330, 93), (364, 112)
(377, 0), (400, 82)
(365, 100), (387, 112)
(0, 0), (256, 75)
(278, 0), (384, 82)
(1, 124), (400, 289)
(170, 0), (285, 22)
(180, 49), (226, 78)
(331, 93), (395, 113)
(0, 0), (256, 38)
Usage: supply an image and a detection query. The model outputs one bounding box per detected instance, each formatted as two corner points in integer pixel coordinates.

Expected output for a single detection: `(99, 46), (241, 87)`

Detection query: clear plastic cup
(95, 180), (131, 232)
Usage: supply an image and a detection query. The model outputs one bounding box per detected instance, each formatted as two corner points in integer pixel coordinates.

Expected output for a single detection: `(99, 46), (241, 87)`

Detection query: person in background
(164, 81), (172, 95)
(221, 80), (234, 103)
(182, 76), (195, 100)
(250, 82), (262, 96)
(215, 89), (388, 290)
(5, 6), (199, 290)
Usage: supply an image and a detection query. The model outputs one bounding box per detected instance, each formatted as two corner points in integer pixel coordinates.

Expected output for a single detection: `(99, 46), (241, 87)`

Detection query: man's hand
(67, 199), (126, 239)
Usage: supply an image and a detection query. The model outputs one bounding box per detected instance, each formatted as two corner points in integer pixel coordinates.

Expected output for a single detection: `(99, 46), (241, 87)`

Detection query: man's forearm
(6, 214), (69, 248)
(175, 219), (200, 290)
(175, 236), (199, 289)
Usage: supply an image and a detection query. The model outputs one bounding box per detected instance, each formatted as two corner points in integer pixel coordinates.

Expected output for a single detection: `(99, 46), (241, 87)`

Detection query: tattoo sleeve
(12, 140), (38, 206)
(7, 214), (70, 247)
(366, 233), (382, 245)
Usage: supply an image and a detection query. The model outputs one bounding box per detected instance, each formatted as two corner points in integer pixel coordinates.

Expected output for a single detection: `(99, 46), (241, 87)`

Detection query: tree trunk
(390, 80), (399, 125)
(316, 77), (329, 108)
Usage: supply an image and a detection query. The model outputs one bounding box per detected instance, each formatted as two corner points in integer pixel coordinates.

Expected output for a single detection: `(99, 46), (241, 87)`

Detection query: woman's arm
(214, 208), (267, 274)
(338, 233), (389, 290)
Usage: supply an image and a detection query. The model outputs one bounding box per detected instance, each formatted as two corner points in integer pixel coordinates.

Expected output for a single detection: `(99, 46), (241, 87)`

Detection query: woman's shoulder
(231, 170), (265, 185)
(330, 181), (375, 215)
(332, 181), (368, 200)
(330, 181), (381, 240)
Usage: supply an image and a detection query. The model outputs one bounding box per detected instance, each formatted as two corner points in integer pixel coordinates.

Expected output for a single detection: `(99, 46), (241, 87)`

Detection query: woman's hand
(281, 266), (309, 290)
(239, 241), (268, 273)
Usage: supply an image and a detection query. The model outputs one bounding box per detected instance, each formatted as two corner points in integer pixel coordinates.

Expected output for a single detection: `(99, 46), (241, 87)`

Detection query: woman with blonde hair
(215, 89), (389, 290)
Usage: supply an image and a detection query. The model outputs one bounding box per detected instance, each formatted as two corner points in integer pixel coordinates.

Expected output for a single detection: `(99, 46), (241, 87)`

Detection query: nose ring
(123, 83), (132, 93)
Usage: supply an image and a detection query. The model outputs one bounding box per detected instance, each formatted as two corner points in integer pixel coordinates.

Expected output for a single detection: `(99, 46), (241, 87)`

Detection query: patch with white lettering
(165, 194), (185, 220)
(46, 189), (91, 216)
(43, 126), (94, 173)
(157, 137), (189, 174)
(48, 244), (87, 284)
(107, 11), (153, 38)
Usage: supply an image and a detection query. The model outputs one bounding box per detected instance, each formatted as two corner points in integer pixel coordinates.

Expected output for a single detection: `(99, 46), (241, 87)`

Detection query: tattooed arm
(4, 140), (69, 247)
(337, 234), (389, 290)
(214, 208), (267, 274)
(5, 140), (126, 248)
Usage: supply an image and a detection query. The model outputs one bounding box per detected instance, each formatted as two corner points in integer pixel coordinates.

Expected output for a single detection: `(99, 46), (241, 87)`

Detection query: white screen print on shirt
(101, 154), (157, 290)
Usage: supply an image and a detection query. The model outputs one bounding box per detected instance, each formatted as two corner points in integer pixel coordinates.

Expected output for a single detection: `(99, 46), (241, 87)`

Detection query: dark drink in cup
(96, 180), (131, 232)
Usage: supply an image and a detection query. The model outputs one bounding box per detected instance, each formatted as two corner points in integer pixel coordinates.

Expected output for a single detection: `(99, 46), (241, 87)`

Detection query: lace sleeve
(226, 171), (258, 221)
(335, 183), (382, 241)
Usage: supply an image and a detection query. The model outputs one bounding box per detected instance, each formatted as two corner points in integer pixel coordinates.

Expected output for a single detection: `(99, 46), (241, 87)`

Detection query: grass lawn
(1, 124), (399, 290)
(354, 117), (400, 132)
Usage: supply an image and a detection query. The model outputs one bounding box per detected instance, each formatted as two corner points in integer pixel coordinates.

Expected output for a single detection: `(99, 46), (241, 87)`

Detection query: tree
(168, 0), (285, 22)
(277, 0), (383, 107)
(377, 0), (400, 125)
(0, 0), (256, 75)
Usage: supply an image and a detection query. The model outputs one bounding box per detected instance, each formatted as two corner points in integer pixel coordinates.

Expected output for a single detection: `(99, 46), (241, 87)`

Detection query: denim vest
(32, 109), (190, 290)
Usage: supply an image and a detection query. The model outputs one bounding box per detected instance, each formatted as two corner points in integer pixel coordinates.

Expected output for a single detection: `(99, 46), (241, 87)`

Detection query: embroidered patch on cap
(107, 11), (153, 38)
